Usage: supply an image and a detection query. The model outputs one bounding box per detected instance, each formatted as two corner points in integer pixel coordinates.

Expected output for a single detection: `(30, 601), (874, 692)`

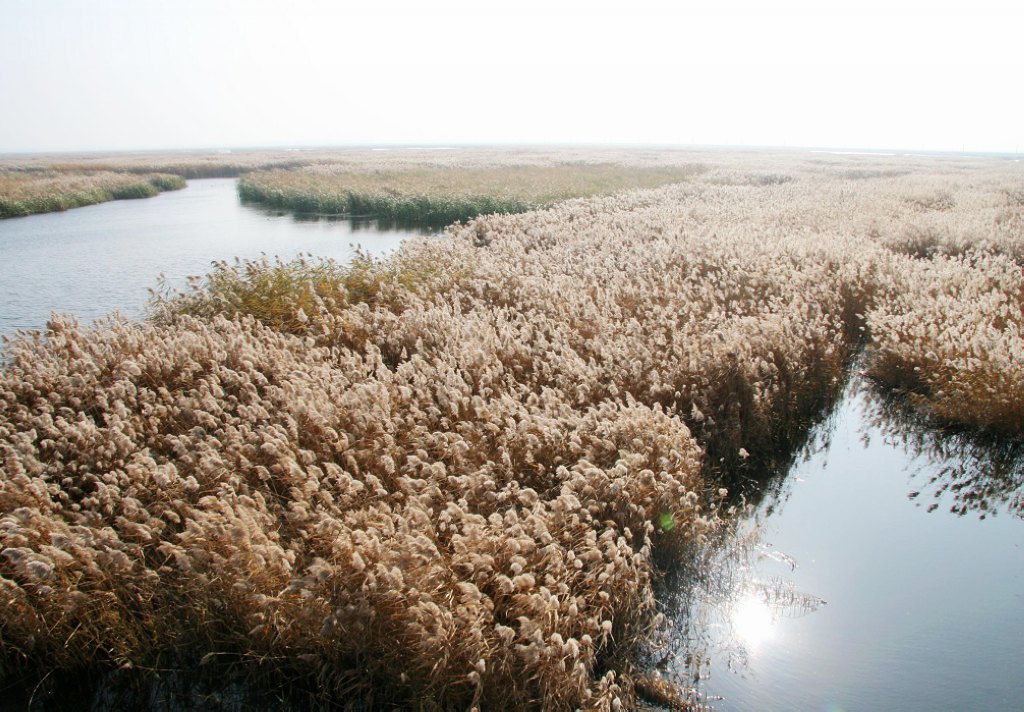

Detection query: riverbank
(0, 148), (327, 218)
(237, 163), (708, 226)
(0, 171), (185, 218)
(0, 147), (712, 222)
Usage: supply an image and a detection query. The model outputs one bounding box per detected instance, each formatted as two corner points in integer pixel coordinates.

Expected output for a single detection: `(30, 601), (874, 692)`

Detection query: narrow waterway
(674, 382), (1024, 711)
(0, 179), (420, 337)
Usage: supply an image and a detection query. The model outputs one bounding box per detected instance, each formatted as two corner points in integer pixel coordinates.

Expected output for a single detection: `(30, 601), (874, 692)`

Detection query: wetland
(1, 149), (1022, 710)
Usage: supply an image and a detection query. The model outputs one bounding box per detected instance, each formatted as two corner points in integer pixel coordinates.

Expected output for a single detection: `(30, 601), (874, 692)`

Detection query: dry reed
(2, 148), (1023, 707)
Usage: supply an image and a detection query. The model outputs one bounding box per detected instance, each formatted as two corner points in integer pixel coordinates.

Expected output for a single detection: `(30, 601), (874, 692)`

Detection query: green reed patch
(238, 163), (707, 226)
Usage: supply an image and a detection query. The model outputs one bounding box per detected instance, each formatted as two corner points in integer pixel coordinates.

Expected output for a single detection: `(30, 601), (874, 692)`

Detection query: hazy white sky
(1, 0), (1021, 154)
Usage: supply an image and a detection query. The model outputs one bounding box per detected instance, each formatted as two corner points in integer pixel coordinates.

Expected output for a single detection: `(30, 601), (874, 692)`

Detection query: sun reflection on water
(731, 593), (777, 649)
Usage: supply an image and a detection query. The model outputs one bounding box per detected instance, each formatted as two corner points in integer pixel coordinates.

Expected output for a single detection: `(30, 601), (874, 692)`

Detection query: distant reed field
(237, 163), (709, 226)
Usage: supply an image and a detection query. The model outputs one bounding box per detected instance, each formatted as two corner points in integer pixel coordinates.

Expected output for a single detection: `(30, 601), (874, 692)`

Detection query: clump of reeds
(0, 170), (185, 218)
(237, 163), (707, 226)
(0, 310), (717, 708)
(865, 178), (1024, 263)
(864, 249), (1024, 436)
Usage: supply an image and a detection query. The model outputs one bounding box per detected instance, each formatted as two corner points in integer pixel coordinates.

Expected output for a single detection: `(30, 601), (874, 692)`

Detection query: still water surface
(678, 385), (1024, 711)
(0, 178), (416, 336)
(1, 183), (1022, 710)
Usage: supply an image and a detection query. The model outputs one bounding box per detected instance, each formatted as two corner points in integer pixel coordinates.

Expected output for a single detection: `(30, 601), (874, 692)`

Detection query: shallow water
(0, 179), (419, 337)
(675, 385), (1024, 711)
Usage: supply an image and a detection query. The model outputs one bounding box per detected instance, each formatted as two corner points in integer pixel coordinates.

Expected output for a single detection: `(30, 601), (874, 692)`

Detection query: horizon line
(1, 141), (1021, 160)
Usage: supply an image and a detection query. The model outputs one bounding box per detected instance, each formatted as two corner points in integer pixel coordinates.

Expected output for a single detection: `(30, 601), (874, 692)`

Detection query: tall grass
(9, 149), (326, 179)
(0, 170), (185, 218)
(0, 310), (719, 708)
(864, 249), (1024, 435)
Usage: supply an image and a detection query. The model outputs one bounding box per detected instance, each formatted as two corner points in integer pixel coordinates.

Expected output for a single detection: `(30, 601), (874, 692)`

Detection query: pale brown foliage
(0, 310), (714, 708)
(2, 148), (1023, 707)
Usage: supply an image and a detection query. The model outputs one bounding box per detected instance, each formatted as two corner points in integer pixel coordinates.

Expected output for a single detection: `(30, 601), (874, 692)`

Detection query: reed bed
(0, 145), (708, 218)
(0, 170), (185, 218)
(692, 155), (1024, 438)
(842, 173), (1024, 263)
(0, 318), (719, 708)
(0, 149), (326, 180)
(237, 163), (708, 226)
(46, 158), (310, 180)
(864, 249), (1024, 435)
(2, 149), (1023, 707)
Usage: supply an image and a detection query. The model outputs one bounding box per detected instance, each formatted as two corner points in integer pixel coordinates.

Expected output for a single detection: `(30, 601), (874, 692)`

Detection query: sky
(1, 0), (1021, 154)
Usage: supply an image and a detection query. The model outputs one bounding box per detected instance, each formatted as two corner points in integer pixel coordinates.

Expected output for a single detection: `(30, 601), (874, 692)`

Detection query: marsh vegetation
(237, 163), (709, 227)
(0, 146), (708, 220)
(0, 178), (414, 337)
(1, 148), (1022, 709)
(0, 148), (339, 218)
(0, 170), (186, 218)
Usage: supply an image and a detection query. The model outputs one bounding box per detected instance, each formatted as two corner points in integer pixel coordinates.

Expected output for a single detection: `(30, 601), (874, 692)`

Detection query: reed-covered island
(237, 162), (709, 227)
(0, 170), (186, 218)
(1, 148), (1022, 708)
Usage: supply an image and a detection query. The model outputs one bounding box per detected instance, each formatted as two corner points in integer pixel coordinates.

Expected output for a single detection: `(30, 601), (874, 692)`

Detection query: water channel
(0, 178), (415, 337)
(671, 382), (1024, 710)
(1, 181), (1022, 710)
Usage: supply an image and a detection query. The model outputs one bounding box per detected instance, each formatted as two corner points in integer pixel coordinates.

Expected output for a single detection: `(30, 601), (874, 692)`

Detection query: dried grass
(864, 249), (1024, 435)
(2, 148), (1023, 706)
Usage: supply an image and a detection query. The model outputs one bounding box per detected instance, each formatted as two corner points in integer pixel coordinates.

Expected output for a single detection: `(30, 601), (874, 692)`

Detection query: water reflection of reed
(652, 376), (1024, 708)
(238, 200), (440, 235)
(710, 370), (847, 515)
(861, 387), (1024, 519)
